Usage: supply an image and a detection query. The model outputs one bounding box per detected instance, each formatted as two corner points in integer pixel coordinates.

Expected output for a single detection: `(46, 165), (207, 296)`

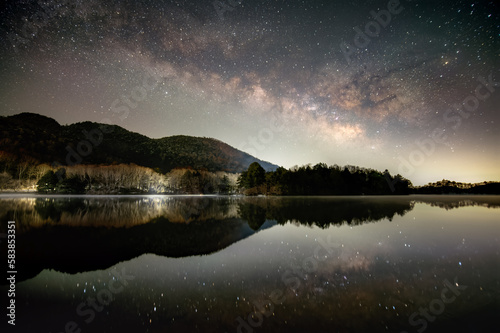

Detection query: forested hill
(0, 113), (278, 173)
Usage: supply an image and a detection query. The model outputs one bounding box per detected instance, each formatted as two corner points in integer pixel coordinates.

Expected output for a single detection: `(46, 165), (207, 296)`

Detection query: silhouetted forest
(413, 179), (500, 195)
(238, 162), (412, 195)
(237, 162), (500, 195)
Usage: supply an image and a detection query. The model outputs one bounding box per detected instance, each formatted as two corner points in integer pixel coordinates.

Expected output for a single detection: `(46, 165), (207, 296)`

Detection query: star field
(0, 0), (499, 184)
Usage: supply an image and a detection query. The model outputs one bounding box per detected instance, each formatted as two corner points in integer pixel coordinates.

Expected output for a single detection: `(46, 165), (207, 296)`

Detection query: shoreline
(1, 193), (500, 198)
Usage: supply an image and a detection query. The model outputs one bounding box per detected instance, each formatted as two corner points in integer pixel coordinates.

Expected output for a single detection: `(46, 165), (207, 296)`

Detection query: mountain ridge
(0, 112), (278, 173)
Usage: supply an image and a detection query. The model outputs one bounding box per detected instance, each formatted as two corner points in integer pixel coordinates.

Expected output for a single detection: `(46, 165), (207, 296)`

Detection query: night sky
(1, 0), (499, 185)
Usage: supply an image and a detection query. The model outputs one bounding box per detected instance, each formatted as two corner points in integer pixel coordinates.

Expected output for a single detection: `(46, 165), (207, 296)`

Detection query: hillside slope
(0, 113), (278, 173)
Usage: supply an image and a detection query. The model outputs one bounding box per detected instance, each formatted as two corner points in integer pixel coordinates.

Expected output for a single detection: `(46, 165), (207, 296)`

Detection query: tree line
(0, 153), (238, 194)
(2, 151), (498, 195)
(35, 165), (239, 194)
(238, 162), (413, 195)
(237, 162), (500, 195)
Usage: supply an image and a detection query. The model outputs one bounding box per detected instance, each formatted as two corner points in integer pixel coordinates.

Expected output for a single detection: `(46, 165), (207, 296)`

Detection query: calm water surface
(0, 195), (499, 333)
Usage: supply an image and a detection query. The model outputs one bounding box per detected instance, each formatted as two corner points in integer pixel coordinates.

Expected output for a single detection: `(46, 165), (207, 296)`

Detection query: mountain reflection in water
(0, 195), (498, 333)
(0, 195), (497, 282)
(1, 196), (414, 281)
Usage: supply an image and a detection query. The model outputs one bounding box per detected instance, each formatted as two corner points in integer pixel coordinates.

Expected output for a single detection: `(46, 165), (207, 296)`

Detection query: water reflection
(0, 195), (499, 332)
(0, 195), (498, 283)
(0, 196), (240, 231)
(238, 196), (415, 228)
(2, 195), (498, 232)
(1, 196), (416, 282)
(413, 195), (500, 210)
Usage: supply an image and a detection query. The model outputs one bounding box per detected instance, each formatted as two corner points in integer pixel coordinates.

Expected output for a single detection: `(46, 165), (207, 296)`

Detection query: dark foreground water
(1, 195), (499, 333)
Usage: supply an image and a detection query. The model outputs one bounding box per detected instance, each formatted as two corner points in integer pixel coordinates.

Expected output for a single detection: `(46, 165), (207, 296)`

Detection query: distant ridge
(0, 113), (278, 173)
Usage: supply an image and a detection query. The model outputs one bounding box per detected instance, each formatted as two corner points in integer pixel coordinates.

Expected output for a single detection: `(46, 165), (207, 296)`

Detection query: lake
(1, 195), (499, 333)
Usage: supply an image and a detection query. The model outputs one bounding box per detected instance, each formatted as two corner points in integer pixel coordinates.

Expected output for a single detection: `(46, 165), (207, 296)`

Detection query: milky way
(1, 0), (499, 184)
